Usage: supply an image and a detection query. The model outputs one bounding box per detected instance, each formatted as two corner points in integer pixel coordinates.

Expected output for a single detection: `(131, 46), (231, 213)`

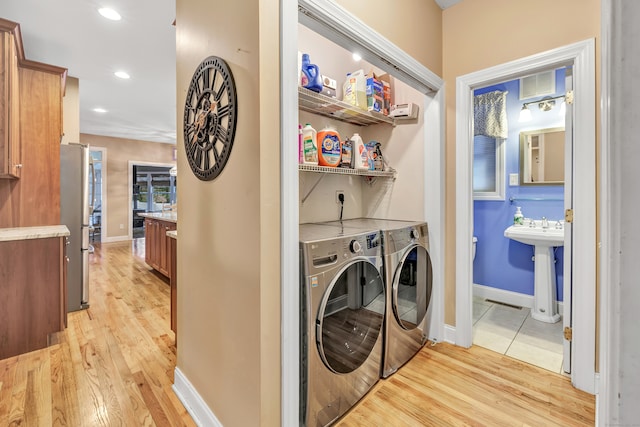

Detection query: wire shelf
(298, 87), (395, 126)
(299, 164), (396, 178)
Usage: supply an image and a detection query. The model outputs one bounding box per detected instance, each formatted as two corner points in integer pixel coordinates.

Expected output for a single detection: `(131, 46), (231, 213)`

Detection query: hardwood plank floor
(338, 342), (595, 426)
(0, 240), (195, 427)
(0, 239), (595, 426)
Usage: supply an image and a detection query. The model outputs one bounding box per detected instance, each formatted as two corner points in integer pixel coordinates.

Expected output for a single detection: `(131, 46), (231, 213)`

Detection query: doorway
(89, 147), (106, 243)
(455, 40), (596, 393)
(128, 161), (176, 240)
(471, 70), (568, 373)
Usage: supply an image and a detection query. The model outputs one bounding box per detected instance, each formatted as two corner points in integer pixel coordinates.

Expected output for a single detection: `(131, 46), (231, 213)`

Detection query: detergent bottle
(351, 133), (369, 170)
(317, 127), (342, 167)
(301, 124), (318, 165)
(300, 54), (323, 93)
(298, 124), (303, 164)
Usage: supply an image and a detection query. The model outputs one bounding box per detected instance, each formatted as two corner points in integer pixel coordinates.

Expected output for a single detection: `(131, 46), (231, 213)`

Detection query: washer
(318, 219), (434, 378)
(299, 223), (385, 427)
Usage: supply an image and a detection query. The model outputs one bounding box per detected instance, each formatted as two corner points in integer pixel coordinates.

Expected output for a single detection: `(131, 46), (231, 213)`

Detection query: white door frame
(89, 146), (107, 242)
(454, 39), (596, 394)
(127, 160), (176, 240)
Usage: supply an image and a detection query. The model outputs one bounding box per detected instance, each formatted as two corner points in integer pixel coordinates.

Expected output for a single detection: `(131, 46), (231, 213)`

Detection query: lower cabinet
(0, 236), (66, 359)
(144, 218), (176, 277)
(169, 235), (177, 346)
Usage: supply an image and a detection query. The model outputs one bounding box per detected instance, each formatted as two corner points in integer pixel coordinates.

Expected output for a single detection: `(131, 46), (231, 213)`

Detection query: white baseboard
(173, 367), (222, 427)
(100, 235), (131, 243)
(473, 283), (564, 313)
(443, 324), (456, 344)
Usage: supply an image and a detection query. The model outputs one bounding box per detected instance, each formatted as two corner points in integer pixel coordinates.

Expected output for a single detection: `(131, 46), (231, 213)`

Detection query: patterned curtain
(474, 90), (508, 139)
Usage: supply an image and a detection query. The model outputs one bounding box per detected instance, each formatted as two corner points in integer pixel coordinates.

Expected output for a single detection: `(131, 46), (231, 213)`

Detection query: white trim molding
(281, 0), (300, 425)
(473, 283), (564, 313)
(598, 0), (614, 425)
(455, 39), (596, 394)
(173, 368), (223, 427)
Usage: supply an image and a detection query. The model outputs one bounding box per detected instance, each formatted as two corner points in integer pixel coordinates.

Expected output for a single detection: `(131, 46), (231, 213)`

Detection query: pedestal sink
(504, 221), (564, 323)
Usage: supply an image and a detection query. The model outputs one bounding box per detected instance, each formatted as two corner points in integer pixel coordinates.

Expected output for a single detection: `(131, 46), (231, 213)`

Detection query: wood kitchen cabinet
(144, 217), (176, 277)
(0, 233), (67, 360)
(169, 233), (177, 343)
(0, 27), (21, 179)
(0, 18), (66, 228)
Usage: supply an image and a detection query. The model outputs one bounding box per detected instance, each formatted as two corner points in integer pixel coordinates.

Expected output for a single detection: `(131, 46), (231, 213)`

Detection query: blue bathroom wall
(473, 69), (566, 301)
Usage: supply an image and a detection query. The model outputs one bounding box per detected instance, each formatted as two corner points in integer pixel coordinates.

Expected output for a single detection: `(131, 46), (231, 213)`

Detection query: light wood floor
(0, 240), (595, 426)
(0, 240), (195, 426)
(338, 342), (595, 426)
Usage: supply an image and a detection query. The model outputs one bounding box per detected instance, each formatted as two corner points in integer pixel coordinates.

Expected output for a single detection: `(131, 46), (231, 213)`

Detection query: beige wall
(175, 0), (280, 425)
(442, 0), (601, 324)
(335, 0), (443, 76)
(62, 76), (79, 144)
(174, 1), (440, 425)
(79, 133), (175, 240)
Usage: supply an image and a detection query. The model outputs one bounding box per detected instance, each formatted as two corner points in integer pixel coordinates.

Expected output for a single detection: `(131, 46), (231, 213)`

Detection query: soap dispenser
(514, 206), (524, 225)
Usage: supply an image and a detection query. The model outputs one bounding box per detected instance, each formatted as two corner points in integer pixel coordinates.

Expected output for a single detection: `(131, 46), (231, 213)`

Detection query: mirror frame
(519, 126), (565, 186)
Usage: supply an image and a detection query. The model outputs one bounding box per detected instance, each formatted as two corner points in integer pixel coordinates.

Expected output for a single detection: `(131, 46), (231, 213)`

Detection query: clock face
(183, 56), (237, 181)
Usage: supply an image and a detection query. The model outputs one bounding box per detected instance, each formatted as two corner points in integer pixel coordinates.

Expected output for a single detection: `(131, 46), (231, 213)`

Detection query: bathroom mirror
(519, 127), (565, 185)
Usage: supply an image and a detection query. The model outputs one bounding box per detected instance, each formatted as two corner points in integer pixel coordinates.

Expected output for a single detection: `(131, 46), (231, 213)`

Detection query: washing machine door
(316, 260), (384, 374)
(392, 245), (433, 330)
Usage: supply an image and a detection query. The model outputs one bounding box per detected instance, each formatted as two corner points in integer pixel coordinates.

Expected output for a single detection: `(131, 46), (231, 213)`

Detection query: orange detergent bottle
(317, 127), (342, 167)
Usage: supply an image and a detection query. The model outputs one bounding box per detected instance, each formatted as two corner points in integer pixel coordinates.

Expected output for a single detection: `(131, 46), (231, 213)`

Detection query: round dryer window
(393, 246), (433, 330)
(317, 261), (384, 374)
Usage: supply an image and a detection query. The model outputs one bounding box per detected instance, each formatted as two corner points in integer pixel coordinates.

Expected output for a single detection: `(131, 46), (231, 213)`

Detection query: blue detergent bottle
(300, 54), (323, 93)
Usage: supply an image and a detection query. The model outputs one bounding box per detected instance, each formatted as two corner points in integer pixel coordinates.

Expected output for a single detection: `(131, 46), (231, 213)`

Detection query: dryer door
(316, 260), (384, 374)
(392, 245), (433, 330)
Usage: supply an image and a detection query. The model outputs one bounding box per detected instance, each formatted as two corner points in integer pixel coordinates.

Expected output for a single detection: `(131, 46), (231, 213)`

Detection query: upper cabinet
(0, 27), (21, 179)
(0, 18), (66, 228)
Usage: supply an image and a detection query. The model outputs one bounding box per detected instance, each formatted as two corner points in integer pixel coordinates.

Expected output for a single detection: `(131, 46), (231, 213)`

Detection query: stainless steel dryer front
(299, 224), (385, 427)
(318, 219), (433, 378)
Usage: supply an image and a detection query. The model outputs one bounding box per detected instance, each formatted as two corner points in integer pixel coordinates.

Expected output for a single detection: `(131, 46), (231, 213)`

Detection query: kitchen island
(138, 212), (176, 278)
(0, 225), (70, 359)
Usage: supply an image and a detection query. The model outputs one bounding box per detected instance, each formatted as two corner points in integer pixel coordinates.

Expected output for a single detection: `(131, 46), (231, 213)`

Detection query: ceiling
(0, 0), (177, 144)
(0, 0), (459, 146)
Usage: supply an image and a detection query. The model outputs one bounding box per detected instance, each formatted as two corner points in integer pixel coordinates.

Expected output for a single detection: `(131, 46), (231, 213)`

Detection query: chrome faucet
(541, 217), (549, 229)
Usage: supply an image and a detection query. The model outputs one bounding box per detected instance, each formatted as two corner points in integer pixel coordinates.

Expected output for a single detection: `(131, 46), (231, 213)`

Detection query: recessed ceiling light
(352, 53), (362, 62)
(93, 108), (108, 113)
(114, 71), (130, 79)
(98, 8), (121, 21)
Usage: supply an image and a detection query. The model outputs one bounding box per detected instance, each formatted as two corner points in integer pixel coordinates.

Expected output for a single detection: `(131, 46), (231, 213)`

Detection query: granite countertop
(0, 225), (70, 242)
(138, 211), (178, 223)
(166, 230), (177, 239)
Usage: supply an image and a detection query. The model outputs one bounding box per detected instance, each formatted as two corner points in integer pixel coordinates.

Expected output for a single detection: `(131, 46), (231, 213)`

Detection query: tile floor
(472, 296), (565, 373)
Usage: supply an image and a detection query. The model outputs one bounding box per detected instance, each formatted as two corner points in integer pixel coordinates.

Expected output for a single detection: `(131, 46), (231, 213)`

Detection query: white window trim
(473, 136), (505, 201)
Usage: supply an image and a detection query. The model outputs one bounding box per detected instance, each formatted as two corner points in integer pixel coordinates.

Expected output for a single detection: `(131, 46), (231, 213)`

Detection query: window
(473, 135), (505, 200)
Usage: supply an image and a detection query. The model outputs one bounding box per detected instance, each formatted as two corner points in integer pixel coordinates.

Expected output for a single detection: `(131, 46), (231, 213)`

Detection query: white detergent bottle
(514, 206), (524, 225)
(302, 123), (318, 165)
(351, 133), (368, 170)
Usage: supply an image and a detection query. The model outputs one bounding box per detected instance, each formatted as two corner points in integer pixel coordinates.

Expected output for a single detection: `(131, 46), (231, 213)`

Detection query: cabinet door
(0, 31), (21, 179)
(162, 222), (177, 277)
(145, 219), (156, 267)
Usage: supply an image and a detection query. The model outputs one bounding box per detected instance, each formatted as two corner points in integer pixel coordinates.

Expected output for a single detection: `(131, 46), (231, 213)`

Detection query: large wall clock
(183, 56), (238, 181)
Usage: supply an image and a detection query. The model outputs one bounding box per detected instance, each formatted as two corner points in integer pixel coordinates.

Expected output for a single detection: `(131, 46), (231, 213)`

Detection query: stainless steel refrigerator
(60, 143), (93, 311)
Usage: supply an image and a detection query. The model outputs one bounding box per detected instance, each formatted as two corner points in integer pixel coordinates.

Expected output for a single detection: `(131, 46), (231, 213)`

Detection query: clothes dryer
(318, 219), (433, 378)
(299, 223), (385, 427)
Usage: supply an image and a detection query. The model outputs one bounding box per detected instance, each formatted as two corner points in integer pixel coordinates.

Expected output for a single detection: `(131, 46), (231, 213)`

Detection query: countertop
(138, 211), (178, 224)
(0, 225), (70, 242)
(166, 230), (177, 239)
